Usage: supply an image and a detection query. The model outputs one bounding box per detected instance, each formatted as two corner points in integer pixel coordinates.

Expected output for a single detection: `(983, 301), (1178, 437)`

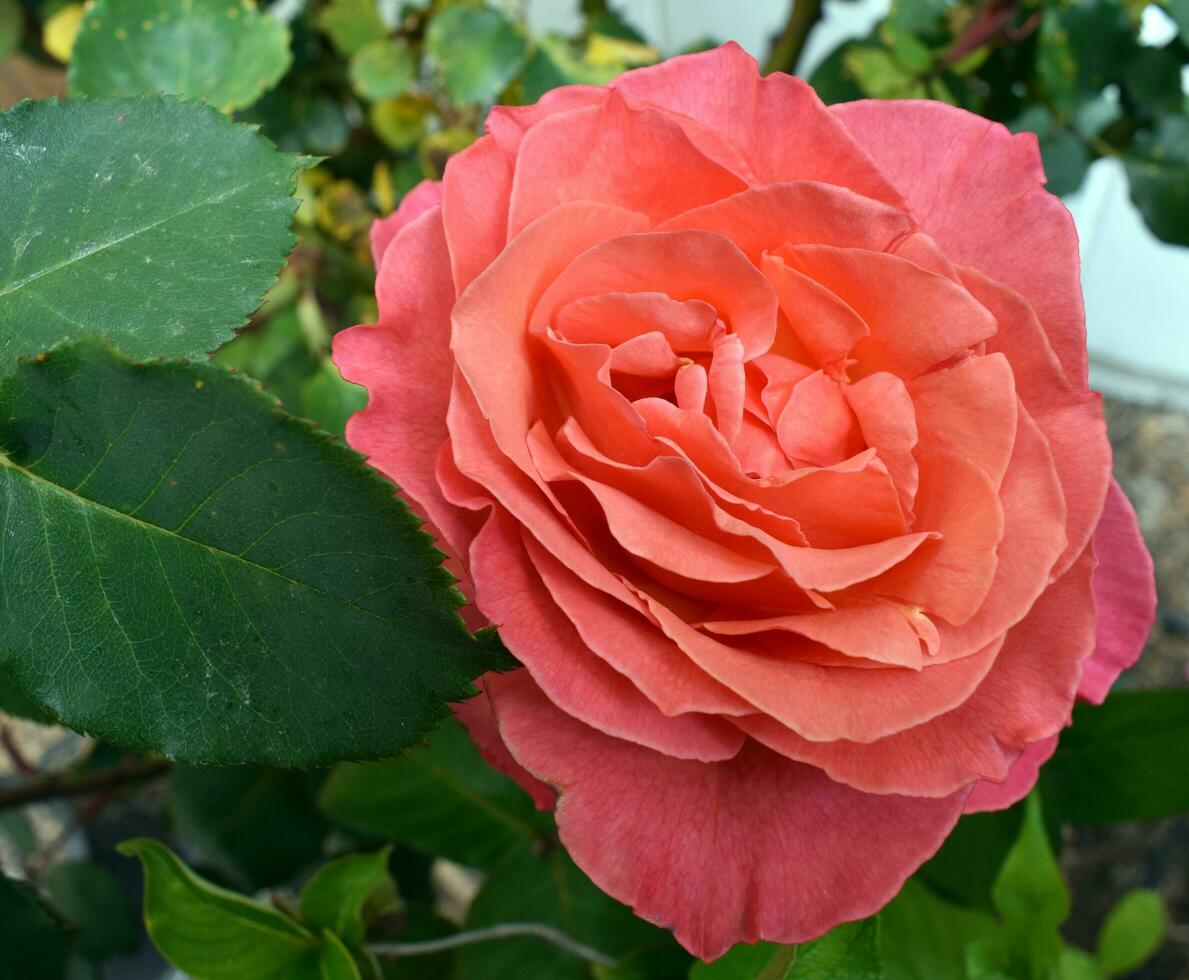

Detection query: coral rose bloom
(335, 43), (1156, 959)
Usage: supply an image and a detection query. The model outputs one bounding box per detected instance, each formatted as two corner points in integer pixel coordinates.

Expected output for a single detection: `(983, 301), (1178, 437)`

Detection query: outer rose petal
(369, 180), (443, 268)
(486, 669), (966, 960)
(612, 42), (905, 207)
(1079, 480), (1157, 703)
(334, 207), (474, 563)
(831, 100), (1087, 387)
(964, 735), (1059, 814)
(453, 685), (556, 811)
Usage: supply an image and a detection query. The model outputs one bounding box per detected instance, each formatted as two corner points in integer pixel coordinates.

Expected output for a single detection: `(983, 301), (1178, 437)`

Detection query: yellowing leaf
(43, 3), (85, 62)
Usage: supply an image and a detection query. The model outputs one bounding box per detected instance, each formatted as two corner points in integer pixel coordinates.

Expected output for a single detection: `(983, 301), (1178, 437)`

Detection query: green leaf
(0, 663), (57, 723)
(300, 847), (394, 946)
(993, 795), (1068, 929)
(0, 872), (72, 980)
(989, 794), (1067, 978)
(169, 766), (330, 889)
(460, 849), (675, 980)
(789, 920), (882, 979)
(690, 943), (798, 979)
(1057, 948), (1101, 980)
(0, 97), (303, 370)
(349, 38), (416, 102)
(319, 930), (364, 979)
(425, 6), (528, 105)
(1125, 116), (1189, 247)
(1096, 889), (1166, 976)
(916, 805), (1025, 910)
(878, 23), (933, 73)
(69, 0), (291, 112)
(0, 339), (502, 766)
(882, 880), (997, 980)
(1042, 689), (1189, 822)
(301, 358), (367, 439)
(319, 717), (547, 869)
(318, 0), (388, 56)
(44, 860), (139, 960)
(843, 47), (926, 99)
(119, 837), (338, 980)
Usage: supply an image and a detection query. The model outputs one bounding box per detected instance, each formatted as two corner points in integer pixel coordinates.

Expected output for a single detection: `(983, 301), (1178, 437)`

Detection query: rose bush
(334, 42), (1157, 960)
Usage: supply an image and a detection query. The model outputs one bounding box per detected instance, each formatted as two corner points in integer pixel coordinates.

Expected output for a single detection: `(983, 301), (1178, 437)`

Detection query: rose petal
(487, 669), (965, 960)
(369, 179), (443, 268)
(1078, 480), (1157, 703)
(832, 100), (1087, 387)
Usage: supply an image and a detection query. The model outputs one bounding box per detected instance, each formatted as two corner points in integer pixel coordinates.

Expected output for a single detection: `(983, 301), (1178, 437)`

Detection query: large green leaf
(690, 943), (798, 980)
(425, 6), (527, 105)
(319, 717), (548, 869)
(0, 98), (303, 370)
(882, 880), (996, 980)
(0, 872), (72, 980)
(1042, 689), (1189, 822)
(460, 849), (679, 980)
(169, 765), (330, 889)
(0, 339), (505, 765)
(0, 663), (56, 724)
(1125, 116), (1189, 247)
(69, 0), (291, 112)
(119, 838), (351, 980)
(43, 860), (140, 961)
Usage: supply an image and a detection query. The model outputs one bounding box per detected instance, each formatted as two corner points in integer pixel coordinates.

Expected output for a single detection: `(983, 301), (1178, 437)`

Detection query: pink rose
(334, 43), (1156, 959)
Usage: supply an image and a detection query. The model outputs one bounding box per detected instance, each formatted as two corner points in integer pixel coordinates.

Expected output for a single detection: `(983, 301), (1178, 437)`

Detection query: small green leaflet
(299, 847), (396, 947)
(1096, 889), (1166, 977)
(119, 838), (360, 980)
(0, 339), (505, 766)
(0, 97), (304, 370)
(69, 0), (292, 112)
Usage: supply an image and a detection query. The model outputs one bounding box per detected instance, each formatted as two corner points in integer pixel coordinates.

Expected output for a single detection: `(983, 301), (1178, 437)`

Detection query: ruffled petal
(832, 100), (1087, 387)
(487, 669), (965, 960)
(1079, 480), (1157, 703)
(369, 180), (442, 267)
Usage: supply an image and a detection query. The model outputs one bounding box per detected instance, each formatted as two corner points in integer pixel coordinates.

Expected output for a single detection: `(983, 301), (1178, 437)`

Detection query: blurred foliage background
(0, 0), (1186, 978)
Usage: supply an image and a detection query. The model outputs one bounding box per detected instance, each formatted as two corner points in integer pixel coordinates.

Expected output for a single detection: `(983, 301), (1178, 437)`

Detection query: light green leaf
(1057, 948), (1102, 980)
(1096, 889), (1166, 976)
(69, 0), (291, 112)
(425, 6), (527, 105)
(169, 766), (330, 889)
(992, 795), (1069, 930)
(44, 860), (139, 960)
(0, 339), (506, 766)
(0, 97), (303, 370)
(318, 930), (364, 980)
(843, 47), (925, 99)
(119, 838), (336, 980)
(319, 718), (548, 869)
(691, 943), (797, 979)
(989, 794), (1067, 978)
(0, 872), (72, 980)
(1043, 689), (1189, 822)
(318, 0), (387, 56)
(789, 920), (882, 979)
(299, 848), (394, 946)
(349, 38), (416, 102)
